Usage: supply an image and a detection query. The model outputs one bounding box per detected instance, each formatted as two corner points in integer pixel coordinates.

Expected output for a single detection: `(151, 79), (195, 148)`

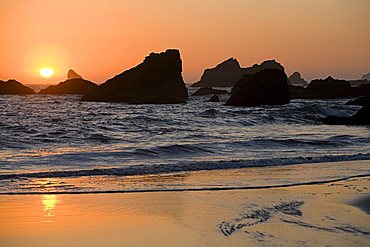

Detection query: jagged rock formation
(39, 70), (97, 94)
(192, 59), (284, 87)
(289, 76), (370, 99)
(192, 58), (246, 87)
(226, 69), (290, 107)
(67, 69), (83, 80)
(322, 104), (370, 125)
(0, 80), (35, 94)
(82, 49), (188, 104)
(288, 72), (308, 87)
(191, 87), (229, 96)
(361, 72), (370, 81)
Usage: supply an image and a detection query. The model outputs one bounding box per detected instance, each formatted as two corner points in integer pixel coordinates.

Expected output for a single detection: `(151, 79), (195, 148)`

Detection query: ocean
(1, 88), (369, 194)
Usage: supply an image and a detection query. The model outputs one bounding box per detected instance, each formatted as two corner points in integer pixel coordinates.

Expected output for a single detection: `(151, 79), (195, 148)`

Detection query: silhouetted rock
(82, 49), (188, 104)
(192, 58), (245, 87)
(191, 87), (229, 96)
(346, 96), (370, 106)
(192, 59), (284, 87)
(0, 80), (35, 94)
(288, 72), (308, 87)
(322, 104), (370, 125)
(295, 76), (351, 99)
(67, 69), (83, 80)
(289, 76), (370, 99)
(226, 69), (290, 107)
(39, 78), (98, 94)
(208, 95), (219, 102)
(288, 85), (305, 99)
(361, 72), (370, 81)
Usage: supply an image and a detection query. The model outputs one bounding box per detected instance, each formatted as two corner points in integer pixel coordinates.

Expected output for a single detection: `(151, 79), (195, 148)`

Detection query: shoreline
(1, 164), (369, 246)
(1, 172), (369, 196)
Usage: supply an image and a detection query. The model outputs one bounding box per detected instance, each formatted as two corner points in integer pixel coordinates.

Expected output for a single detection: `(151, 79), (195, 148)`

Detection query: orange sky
(0, 0), (369, 85)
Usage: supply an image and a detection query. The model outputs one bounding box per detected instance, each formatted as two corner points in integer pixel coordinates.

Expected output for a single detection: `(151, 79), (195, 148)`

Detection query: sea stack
(39, 70), (98, 94)
(192, 58), (246, 87)
(288, 72), (308, 87)
(67, 69), (83, 80)
(192, 59), (284, 88)
(305, 76), (351, 99)
(82, 49), (188, 104)
(226, 69), (290, 107)
(0, 80), (35, 94)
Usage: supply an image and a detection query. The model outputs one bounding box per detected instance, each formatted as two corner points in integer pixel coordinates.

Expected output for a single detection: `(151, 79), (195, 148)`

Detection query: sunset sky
(0, 0), (369, 85)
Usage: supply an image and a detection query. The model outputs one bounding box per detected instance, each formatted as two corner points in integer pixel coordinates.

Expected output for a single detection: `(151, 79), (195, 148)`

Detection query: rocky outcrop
(39, 70), (97, 94)
(0, 80), (35, 94)
(39, 78), (98, 94)
(306, 77), (351, 98)
(288, 72), (308, 87)
(290, 76), (351, 99)
(82, 49), (188, 104)
(192, 59), (284, 87)
(346, 96), (370, 106)
(191, 87), (229, 96)
(192, 58), (245, 87)
(226, 69), (290, 107)
(322, 104), (370, 125)
(208, 95), (219, 102)
(67, 69), (83, 80)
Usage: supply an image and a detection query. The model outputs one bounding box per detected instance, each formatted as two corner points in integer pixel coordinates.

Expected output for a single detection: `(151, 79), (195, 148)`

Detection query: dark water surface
(1, 90), (369, 193)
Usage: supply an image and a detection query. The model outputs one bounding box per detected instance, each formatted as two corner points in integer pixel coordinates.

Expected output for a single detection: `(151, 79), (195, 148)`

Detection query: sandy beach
(1, 163), (369, 247)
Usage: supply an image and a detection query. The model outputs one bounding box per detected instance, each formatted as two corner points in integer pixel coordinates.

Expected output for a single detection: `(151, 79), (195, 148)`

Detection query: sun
(40, 68), (54, 78)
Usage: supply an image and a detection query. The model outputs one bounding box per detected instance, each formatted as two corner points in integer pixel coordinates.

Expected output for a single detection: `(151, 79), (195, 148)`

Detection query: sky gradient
(0, 0), (369, 85)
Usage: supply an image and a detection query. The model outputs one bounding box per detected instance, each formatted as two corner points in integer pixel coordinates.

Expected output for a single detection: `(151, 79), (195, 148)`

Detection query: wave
(1, 173), (369, 195)
(1, 153), (370, 180)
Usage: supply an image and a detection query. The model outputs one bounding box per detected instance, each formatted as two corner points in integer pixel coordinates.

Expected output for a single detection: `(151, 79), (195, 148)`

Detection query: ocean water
(0, 88), (369, 193)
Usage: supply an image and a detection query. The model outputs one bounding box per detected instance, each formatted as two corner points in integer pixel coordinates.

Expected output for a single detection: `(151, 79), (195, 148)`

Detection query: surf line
(0, 173), (369, 195)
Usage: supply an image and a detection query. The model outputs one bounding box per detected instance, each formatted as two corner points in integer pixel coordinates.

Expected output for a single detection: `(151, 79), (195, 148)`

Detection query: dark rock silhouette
(288, 72), (308, 87)
(306, 76), (351, 98)
(39, 78), (98, 94)
(289, 76), (370, 99)
(192, 59), (284, 87)
(192, 58), (246, 87)
(191, 87), (229, 96)
(346, 96), (370, 106)
(361, 72), (370, 81)
(67, 69), (83, 80)
(322, 104), (370, 125)
(288, 85), (305, 99)
(82, 49), (188, 104)
(39, 70), (97, 94)
(290, 76), (352, 99)
(0, 80), (35, 94)
(226, 69), (290, 107)
(208, 95), (219, 102)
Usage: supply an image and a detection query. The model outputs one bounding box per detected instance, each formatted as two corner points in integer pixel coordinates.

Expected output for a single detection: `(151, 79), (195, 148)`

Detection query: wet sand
(0, 172), (369, 246)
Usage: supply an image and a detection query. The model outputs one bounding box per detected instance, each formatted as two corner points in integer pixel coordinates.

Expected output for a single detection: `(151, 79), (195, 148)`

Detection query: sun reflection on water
(41, 195), (59, 222)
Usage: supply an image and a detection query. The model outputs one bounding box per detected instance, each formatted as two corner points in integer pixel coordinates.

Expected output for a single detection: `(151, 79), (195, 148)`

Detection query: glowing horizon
(0, 0), (369, 85)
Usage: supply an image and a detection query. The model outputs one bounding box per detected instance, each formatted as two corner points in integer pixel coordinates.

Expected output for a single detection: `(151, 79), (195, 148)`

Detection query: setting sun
(40, 68), (54, 78)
